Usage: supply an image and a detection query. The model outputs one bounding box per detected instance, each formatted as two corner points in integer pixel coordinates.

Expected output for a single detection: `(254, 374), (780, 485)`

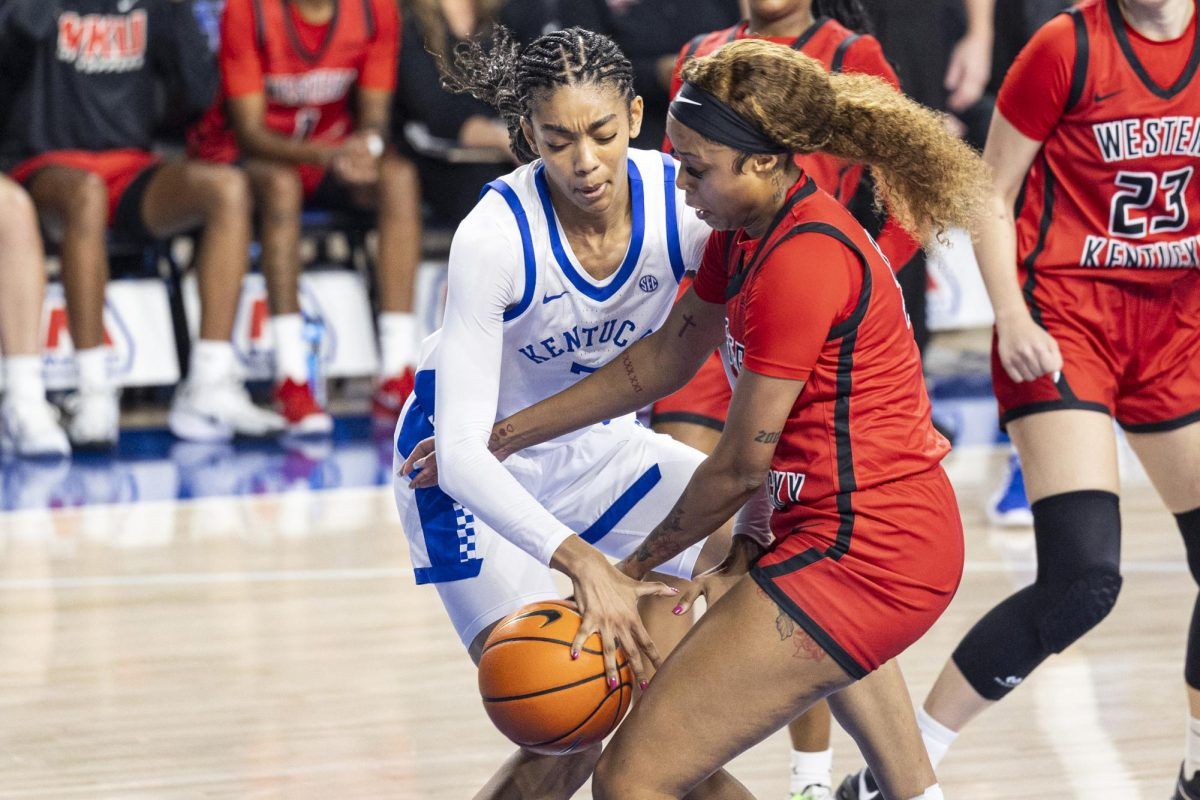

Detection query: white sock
(75, 347), (113, 394)
(270, 314), (308, 383)
(907, 784), (943, 800)
(789, 747), (832, 792)
(1185, 716), (1200, 778)
(189, 339), (237, 387)
(377, 311), (417, 378)
(918, 708), (958, 770)
(3, 355), (47, 406)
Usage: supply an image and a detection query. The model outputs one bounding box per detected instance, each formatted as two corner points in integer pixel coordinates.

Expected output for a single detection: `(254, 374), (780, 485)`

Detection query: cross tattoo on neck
(678, 314), (696, 338)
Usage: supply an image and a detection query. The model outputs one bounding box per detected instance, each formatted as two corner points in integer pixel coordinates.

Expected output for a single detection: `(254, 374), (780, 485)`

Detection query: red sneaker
(273, 378), (333, 436)
(372, 367), (415, 423)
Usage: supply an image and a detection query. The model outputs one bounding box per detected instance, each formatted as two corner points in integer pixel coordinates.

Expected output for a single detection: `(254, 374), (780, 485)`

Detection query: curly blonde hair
(681, 39), (990, 245)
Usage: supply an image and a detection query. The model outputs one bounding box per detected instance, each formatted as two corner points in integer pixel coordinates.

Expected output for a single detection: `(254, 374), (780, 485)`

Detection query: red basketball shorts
(993, 270), (1200, 433)
(751, 466), (964, 678)
(10, 149), (162, 226)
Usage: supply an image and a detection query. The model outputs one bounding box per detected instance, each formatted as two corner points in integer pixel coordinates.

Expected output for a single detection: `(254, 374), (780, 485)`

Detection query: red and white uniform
(693, 176), (961, 677)
(189, 0), (399, 196)
(652, 16), (919, 432)
(994, 0), (1200, 431)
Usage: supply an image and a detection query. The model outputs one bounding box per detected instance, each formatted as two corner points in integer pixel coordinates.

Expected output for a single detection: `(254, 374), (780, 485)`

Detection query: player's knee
(1032, 490), (1123, 653)
(591, 747), (640, 800)
(251, 164), (303, 215)
(64, 171), (109, 230)
(195, 164), (252, 219)
(0, 179), (38, 238)
(1177, 507), (1200, 584)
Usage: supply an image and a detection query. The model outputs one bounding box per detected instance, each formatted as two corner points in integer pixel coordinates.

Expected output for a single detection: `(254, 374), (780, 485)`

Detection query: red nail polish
(672, 604), (684, 615)
(639, 680), (648, 691)
(670, 587), (680, 594)
(608, 676), (618, 688)
(570, 650), (579, 660)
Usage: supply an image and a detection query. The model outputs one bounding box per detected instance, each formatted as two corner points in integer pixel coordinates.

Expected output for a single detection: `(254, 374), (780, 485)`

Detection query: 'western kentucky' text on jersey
(0, 0), (216, 162)
(693, 176), (948, 541)
(188, 0), (397, 163)
(1006, 0), (1200, 282)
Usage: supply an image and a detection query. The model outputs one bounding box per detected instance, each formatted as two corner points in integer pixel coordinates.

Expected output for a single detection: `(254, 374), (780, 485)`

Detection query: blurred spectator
(0, 0), (284, 449)
(531, 0), (742, 150)
(189, 0), (422, 433)
(0, 176), (70, 458)
(395, 0), (515, 226)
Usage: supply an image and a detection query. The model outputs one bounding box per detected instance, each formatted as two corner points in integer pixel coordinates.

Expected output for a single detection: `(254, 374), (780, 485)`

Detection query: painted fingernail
(672, 604), (684, 615)
(669, 587), (680, 594)
(570, 650), (579, 660)
(639, 680), (648, 691)
(609, 677), (618, 688)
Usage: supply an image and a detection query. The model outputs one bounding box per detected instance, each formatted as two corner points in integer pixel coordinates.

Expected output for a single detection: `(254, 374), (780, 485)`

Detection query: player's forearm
(235, 125), (335, 166)
(975, 189), (1031, 325)
(620, 457), (760, 581)
(488, 329), (699, 458)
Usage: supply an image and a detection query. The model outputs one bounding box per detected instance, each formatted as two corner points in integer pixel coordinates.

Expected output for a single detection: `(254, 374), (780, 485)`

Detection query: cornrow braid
(811, 0), (873, 34)
(440, 26), (635, 163)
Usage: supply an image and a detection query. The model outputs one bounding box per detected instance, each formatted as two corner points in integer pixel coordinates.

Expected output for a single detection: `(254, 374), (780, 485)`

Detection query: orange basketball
(478, 600), (634, 755)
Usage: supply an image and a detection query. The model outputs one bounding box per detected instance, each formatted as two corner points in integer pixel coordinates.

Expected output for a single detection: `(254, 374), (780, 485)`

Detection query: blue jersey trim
(533, 159), (645, 302)
(660, 153), (686, 283)
(480, 180), (538, 322)
(397, 369), (484, 585)
(580, 464), (662, 544)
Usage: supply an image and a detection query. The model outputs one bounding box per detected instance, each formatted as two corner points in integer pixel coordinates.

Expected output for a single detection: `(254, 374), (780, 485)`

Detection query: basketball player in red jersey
(421, 39), (990, 800)
(650, 6), (920, 794)
(190, 0), (422, 433)
(1, 0), (286, 448)
(839, 0), (1200, 797)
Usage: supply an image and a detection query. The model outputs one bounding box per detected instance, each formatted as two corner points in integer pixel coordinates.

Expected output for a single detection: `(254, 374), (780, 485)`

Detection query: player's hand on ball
(672, 537), (757, 616)
(568, 552), (677, 692)
(996, 312), (1063, 383)
(400, 436), (439, 489)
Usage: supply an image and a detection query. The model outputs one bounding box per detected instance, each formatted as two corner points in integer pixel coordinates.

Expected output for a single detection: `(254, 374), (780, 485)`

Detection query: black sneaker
(835, 768), (881, 800)
(1176, 763), (1200, 800)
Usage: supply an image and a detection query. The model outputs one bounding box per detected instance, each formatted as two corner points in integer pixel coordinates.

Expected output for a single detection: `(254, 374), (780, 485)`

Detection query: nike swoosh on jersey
(1093, 89), (1123, 103)
(542, 291), (569, 304)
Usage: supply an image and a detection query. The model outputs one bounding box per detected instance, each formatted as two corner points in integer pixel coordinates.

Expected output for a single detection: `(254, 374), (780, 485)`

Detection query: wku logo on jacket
(57, 10), (148, 74)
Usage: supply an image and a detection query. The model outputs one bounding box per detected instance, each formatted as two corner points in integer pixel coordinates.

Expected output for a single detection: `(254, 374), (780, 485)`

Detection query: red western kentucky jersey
(189, 0), (398, 163)
(999, 0), (1200, 285)
(692, 177), (948, 535)
(666, 19), (898, 204)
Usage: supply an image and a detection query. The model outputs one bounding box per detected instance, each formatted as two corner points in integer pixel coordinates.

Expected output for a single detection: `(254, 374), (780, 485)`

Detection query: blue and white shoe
(987, 450), (1033, 527)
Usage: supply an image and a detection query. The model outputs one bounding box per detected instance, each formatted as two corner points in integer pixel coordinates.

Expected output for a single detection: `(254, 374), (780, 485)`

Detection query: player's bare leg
(595, 578), (940, 800)
(373, 152), (421, 316)
(1126, 420), (1200, 789)
(26, 166), (110, 350)
(139, 160), (250, 340)
(245, 160), (304, 317)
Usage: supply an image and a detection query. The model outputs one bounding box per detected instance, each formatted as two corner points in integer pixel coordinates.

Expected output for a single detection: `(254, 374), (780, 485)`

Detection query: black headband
(668, 81), (789, 155)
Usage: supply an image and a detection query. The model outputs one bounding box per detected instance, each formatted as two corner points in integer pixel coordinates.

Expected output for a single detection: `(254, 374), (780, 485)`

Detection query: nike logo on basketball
(542, 291), (569, 304)
(1094, 89), (1122, 103)
(511, 609), (562, 627)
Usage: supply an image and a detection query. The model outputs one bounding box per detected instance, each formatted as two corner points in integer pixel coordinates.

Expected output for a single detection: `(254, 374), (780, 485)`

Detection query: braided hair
(810, 0), (873, 33)
(441, 26), (635, 163)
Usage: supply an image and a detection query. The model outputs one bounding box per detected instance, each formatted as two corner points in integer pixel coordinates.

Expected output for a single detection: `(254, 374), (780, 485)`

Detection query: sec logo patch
(638, 275), (659, 293)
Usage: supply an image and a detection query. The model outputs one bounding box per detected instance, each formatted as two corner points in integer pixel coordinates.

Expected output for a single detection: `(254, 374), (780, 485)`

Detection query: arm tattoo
(630, 505), (687, 571)
(754, 430), (781, 444)
(621, 352), (644, 394)
(678, 314), (697, 338)
(487, 422), (515, 452)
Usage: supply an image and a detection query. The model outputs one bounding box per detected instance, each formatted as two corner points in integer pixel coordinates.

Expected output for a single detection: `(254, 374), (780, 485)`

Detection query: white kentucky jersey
(419, 147), (710, 437)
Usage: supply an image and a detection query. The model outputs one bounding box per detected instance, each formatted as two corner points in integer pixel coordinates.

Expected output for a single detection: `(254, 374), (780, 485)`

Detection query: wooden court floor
(0, 445), (1190, 799)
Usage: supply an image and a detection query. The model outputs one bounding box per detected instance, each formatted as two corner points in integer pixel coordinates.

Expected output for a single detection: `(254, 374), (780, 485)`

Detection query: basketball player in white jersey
(391, 28), (751, 799)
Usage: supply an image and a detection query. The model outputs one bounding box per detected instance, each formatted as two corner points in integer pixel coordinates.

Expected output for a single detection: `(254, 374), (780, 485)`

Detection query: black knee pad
(1176, 507), (1200, 688)
(953, 490), (1121, 700)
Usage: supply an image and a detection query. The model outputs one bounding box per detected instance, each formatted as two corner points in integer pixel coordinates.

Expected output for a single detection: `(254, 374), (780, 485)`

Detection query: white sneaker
(169, 377), (286, 443)
(64, 388), (120, 449)
(791, 785), (833, 800)
(0, 398), (71, 458)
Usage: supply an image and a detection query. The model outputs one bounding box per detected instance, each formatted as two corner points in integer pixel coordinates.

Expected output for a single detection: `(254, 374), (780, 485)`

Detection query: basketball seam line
(481, 659), (630, 703)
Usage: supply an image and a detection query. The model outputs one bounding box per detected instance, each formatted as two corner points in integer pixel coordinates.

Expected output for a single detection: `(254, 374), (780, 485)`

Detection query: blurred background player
(0, 175), (70, 458)
(189, 0), (422, 434)
(839, 0), (1200, 797)
(0, 0), (284, 449)
(646, 2), (919, 796)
